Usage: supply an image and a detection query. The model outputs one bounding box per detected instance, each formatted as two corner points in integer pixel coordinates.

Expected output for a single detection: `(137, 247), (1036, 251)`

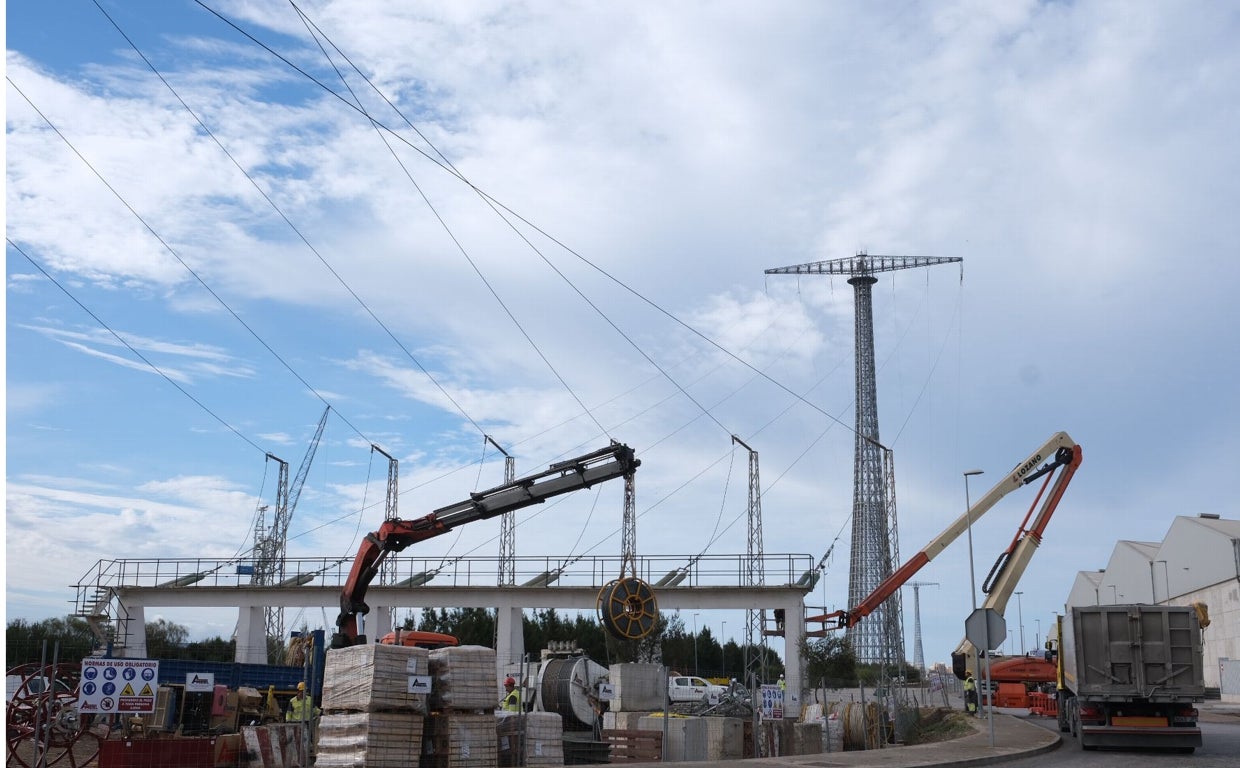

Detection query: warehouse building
(1066, 513), (1240, 703)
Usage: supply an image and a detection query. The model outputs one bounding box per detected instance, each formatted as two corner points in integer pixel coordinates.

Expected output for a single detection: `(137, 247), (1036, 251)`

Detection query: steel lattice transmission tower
(490, 436), (517, 586)
(371, 444), (400, 586)
(765, 254), (960, 665)
(907, 581), (938, 673)
(732, 435), (768, 687)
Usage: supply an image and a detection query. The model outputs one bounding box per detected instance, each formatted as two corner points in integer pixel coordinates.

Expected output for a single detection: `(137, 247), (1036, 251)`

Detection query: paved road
(1003, 709), (1240, 768)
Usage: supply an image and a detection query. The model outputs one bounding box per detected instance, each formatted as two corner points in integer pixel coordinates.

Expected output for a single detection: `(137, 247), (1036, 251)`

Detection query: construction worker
(500, 677), (521, 712)
(777, 674), (786, 693)
(286, 682), (321, 723)
(963, 671), (978, 716)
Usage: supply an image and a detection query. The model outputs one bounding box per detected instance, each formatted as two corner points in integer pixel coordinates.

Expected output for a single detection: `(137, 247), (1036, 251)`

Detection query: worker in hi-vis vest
(501, 677), (521, 712)
(963, 672), (978, 715)
(286, 682), (320, 722)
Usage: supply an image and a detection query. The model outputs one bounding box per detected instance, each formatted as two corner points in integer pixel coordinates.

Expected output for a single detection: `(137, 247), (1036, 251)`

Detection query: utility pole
(765, 253), (961, 666)
(1015, 591), (1025, 655)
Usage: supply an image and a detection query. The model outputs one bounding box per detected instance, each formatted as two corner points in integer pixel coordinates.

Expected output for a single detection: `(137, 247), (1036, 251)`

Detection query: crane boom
(332, 441), (640, 648)
(807, 432), (1081, 634)
(281, 406), (331, 542)
(950, 435), (1082, 677)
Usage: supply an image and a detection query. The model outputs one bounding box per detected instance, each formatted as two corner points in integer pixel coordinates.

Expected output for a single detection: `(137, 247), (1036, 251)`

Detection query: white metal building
(1065, 513), (1240, 703)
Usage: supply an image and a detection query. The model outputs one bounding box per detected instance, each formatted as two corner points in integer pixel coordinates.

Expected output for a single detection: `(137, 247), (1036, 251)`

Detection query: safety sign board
(759, 684), (784, 719)
(77, 659), (159, 714)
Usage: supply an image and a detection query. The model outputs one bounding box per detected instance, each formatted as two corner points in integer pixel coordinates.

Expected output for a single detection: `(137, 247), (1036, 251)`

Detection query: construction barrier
(1028, 692), (1058, 719)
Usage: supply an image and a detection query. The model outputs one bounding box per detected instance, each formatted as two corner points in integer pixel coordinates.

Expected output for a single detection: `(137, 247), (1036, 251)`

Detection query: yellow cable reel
(597, 576), (658, 641)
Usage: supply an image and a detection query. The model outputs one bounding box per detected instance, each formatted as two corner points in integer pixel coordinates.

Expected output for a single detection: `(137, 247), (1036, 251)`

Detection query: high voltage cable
(7, 77), (369, 450)
(86, 0), (483, 442)
(199, 0), (737, 440)
(229, 0), (860, 442)
(7, 238), (266, 455)
(29, 5), (957, 572)
(291, 0), (733, 438)
(293, 4), (610, 441)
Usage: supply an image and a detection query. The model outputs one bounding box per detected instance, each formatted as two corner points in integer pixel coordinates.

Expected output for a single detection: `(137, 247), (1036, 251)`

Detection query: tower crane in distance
(253, 406), (331, 650)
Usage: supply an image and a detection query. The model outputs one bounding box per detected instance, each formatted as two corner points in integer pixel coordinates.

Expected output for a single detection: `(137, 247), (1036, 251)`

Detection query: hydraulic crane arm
(807, 431), (1081, 631)
(951, 435), (1082, 675)
(332, 441), (640, 648)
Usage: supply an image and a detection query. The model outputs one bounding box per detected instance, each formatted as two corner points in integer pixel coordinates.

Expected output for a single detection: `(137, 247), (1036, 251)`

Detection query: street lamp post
(720, 621), (727, 678)
(963, 470), (984, 612)
(963, 469), (992, 748)
(1035, 619), (1041, 654)
(1015, 591), (1025, 655)
(693, 613), (700, 677)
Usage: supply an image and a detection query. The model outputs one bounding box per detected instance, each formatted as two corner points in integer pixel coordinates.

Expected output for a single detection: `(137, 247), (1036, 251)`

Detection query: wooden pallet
(601, 729), (662, 763)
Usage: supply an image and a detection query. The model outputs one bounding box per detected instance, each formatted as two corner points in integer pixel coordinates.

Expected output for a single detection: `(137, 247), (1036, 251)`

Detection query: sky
(6, 1), (1240, 670)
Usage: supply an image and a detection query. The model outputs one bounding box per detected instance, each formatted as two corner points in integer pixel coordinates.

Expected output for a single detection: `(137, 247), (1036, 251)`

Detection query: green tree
(143, 618), (191, 659)
(6, 617), (96, 667)
(183, 636), (236, 662)
(801, 634), (858, 688)
(412, 607), (497, 647)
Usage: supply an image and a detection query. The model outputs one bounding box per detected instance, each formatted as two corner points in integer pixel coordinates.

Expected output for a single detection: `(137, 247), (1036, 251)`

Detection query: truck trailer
(1057, 604), (1205, 752)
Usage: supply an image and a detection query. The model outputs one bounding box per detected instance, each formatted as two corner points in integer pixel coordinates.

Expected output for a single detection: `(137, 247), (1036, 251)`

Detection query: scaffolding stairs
(73, 582), (126, 656)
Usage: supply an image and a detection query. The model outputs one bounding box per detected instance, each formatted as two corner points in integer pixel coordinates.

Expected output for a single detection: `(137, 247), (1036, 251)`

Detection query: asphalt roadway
(617, 700), (1240, 768)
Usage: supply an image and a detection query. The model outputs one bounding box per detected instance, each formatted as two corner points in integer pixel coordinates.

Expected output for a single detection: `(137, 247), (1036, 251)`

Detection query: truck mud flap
(1080, 726), (1202, 750)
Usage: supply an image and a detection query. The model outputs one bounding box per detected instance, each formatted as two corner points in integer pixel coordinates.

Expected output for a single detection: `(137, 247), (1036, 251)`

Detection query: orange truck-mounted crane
(806, 432), (1082, 679)
(332, 441), (640, 649)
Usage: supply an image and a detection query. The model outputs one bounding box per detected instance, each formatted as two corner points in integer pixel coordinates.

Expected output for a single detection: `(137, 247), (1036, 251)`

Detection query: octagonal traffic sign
(965, 608), (1006, 651)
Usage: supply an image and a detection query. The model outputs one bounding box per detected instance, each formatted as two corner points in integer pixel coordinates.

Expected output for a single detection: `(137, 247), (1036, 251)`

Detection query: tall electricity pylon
(733, 435), (767, 688)
(489, 436), (517, 586)
(908, 581), (938, 673)
(765, 253), (960, 665)
(372, 444), (399, 586)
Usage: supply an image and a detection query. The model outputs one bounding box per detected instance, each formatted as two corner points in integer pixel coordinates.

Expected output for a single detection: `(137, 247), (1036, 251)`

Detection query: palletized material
(703, 717), (743, 760)
(792, 722), (822, 755)
(315, 711), (423, 768)
(636, 715), (705, 762)
(423, 712), (497, 768)
(428, 645), (497, 711)
(323, 644), (430, 713)
(496, 712), (564, 767)
(608, 663), (664, 712)
(602, 710), (646, 731)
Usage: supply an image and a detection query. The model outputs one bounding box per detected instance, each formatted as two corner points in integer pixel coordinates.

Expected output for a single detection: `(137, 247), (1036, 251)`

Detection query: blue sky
(6, 1), (1240, 667)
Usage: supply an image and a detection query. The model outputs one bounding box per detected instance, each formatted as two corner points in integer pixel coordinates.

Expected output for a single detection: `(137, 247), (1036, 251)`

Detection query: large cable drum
(597, 576), (658, 640)
(536, 656), (608, 728)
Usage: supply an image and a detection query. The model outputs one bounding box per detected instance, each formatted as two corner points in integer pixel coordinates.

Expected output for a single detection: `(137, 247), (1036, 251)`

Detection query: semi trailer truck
(1056, 604), (1207, 752)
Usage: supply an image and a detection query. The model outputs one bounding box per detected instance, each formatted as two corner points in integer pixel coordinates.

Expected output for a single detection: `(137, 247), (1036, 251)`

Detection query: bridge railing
(74, 553), (816, 597)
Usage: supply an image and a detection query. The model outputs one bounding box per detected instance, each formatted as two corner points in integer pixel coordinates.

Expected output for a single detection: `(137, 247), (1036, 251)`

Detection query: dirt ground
(905, 707), (976, 744)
